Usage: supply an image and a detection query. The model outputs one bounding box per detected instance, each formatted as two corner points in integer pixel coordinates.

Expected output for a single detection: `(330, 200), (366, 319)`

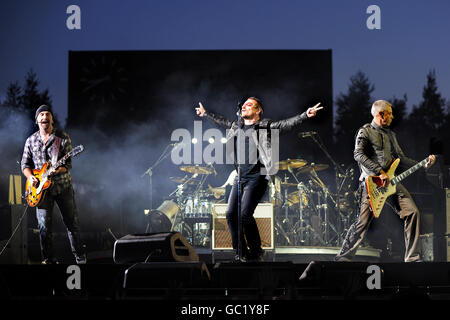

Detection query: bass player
(335, 100), (435, 262)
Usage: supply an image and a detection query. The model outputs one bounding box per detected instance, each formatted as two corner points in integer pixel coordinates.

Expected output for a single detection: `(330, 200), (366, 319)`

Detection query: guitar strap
(51, 136), (62, 166)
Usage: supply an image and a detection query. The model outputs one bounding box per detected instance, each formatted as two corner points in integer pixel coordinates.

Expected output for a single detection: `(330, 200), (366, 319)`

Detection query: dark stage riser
(0, 262), (449, 300)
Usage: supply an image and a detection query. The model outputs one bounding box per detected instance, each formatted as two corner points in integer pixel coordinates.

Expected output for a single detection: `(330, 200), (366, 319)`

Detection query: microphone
(298, 131), (317, 138)
(236, 101), (243, 116)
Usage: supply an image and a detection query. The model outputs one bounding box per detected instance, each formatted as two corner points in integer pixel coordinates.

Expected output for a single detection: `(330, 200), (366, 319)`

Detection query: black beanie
(35, 105), (53, 122)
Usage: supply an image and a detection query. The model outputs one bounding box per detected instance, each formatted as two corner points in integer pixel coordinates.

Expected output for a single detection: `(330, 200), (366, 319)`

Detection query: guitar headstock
(71, 145), (84, 157)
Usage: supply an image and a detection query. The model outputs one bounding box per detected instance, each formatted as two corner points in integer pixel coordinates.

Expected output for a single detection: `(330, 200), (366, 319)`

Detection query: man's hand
(49, 167), (67, 177)
(306, 102), (324, 118)
(379, 169), (390, 187)
(195, 102), (206, 117)
(425, 154), (436, 169)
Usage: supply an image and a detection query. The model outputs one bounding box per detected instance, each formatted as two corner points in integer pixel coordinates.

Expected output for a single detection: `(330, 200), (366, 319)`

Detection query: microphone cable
(0, 204), (30, 257)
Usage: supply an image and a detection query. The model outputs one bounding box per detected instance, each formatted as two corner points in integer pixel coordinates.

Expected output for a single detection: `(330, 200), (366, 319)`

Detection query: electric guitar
(24, 145), (84, 207)
(366, 157), (428, 218)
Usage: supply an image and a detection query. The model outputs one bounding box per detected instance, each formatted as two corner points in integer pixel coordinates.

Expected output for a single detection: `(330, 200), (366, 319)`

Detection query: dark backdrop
(66, 50), (334, 235)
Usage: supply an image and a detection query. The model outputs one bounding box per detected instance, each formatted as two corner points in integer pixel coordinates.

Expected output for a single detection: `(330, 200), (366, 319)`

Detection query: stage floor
(1, 260), (449, 301)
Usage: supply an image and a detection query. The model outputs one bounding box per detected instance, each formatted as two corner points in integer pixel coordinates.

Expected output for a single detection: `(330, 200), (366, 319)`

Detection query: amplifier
(212, 203), (274, 250)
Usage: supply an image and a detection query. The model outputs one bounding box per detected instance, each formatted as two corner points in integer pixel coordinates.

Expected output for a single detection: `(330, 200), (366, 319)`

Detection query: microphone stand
(236, 102), (243, 261)
(142, 143), (176, 233)
(287, 166), (305, 244)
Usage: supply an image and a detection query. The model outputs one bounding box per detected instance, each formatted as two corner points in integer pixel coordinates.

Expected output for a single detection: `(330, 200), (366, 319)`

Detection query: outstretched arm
(270, 102), (323, 132)
(195, 102), (233, 128)
(306, 103), (324, 118)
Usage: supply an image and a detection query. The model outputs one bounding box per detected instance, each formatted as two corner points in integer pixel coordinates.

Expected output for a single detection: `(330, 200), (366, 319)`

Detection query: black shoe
(41, 259), (59, 265)
(334, 256), (351, 262)
(247, 248), (265, 262)
(407, 258), (424, 263)
(234, 254), (246, 262)
(76, 255), (87, 264)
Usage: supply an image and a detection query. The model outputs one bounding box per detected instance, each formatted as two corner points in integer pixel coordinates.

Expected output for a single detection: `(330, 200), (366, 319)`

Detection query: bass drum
(146, 200), (180, 233)
(156, 200), (180, 220)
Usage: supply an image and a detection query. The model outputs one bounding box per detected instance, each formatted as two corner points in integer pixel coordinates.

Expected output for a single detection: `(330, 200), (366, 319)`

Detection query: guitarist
(21, 105), (86, 264)
(335, 100), (435, 262)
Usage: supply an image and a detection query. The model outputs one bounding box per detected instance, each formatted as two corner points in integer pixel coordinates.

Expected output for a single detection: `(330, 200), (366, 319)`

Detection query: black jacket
(354, 120), (417, 181)
(204, 110), (308, 177)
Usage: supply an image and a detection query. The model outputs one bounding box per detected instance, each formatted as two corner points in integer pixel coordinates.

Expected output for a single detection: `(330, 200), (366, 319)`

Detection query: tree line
(334, 70), (448, 168)
(1, 68), (448, 166)
(0, 69), (60, 133)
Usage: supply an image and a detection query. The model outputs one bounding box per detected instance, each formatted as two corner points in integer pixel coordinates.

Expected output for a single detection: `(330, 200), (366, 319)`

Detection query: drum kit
(146, 159), (358, 249)
(145, 164), (219, 247)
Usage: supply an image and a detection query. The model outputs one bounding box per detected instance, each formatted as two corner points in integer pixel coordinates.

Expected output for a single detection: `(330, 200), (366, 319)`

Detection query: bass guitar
(25, 145), (84, 207)
(366, 157), (428, 218)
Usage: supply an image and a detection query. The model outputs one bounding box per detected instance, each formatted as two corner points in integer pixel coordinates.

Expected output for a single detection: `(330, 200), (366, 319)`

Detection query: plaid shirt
(21, 129), (73, 195)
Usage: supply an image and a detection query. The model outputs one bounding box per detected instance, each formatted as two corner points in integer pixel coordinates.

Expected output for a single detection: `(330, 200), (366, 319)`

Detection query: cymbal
(169, 176), (186, 183)
(208, 184), (226, 199)
(169, 176), (197, 184)
(276, 158), (307, 170)
(180, 165), (213, 175)
(297, 163), (329, 174)
(280, 182), (298, 187)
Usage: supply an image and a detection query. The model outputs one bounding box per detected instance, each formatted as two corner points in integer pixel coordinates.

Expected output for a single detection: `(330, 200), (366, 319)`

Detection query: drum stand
(286, 166), (312, 246)
(142, 143), (179, 233)
(309, 168), (340, 246)
(166, 174), (199, 239)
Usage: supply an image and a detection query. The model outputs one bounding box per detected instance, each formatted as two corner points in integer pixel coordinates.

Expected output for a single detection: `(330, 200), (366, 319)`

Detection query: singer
(196, 97), (323, 262)
(21, 105), (86, 264)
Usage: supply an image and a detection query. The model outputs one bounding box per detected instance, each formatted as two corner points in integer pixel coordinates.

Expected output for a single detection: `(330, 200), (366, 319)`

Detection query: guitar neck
(391, 158), (428, 185)
(43, 152), (72, 179)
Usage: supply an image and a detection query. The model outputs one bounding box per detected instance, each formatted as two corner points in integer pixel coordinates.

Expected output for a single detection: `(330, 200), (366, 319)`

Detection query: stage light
(208, 137), (215, 144)
(192, 138), (198, 144)
(220, 137), (227, 144)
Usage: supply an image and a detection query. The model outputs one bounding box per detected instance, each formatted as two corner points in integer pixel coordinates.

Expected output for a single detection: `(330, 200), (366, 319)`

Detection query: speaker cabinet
(212, 203), (274, 250)
(113, 232), (199, 264)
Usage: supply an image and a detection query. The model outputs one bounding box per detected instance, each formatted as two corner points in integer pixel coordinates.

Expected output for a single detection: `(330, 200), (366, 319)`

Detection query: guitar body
(24, 144), (85, 208)
(25, 163), (52, 207)
(365, 158), (400, 218)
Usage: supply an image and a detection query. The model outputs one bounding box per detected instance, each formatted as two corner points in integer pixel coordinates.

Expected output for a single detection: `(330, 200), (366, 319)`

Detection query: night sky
(1, 0), (449, 125)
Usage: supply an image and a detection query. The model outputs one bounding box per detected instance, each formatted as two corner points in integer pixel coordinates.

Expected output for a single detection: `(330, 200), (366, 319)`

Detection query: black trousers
(336, 182), (421, 262)
(36, 186), (85, 263)
(226, 175), (268, 256)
